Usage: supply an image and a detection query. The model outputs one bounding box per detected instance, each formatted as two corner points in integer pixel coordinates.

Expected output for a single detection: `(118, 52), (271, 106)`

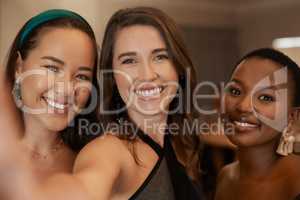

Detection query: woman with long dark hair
(0, 7), (203, 200)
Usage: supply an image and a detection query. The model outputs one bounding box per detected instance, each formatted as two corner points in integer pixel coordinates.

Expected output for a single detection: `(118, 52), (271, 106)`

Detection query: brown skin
(215, 58), (300, 200)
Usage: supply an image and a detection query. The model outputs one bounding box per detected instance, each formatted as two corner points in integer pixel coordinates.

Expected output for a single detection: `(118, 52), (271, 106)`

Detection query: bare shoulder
(215, 161), (238, 200)
(280, 155), (300, 194)
(280, 154), (300, 175)
(74, 133), (130, 168)
(72, 134), (132, 199)
(217, 161), (239, 183)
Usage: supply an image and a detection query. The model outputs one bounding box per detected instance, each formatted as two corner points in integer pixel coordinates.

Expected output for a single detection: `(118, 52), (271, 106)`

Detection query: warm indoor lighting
(273, 37), (300, 49)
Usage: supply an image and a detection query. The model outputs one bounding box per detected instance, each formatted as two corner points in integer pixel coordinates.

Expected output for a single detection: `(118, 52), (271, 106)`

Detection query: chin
(45, 122), (69, 132)
(135, 103), (169, 116)
(41, 115), (72, 132)
(227, 134), (261, 147)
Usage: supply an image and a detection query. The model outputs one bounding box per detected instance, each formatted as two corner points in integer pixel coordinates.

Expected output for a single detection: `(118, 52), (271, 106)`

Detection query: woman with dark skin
(215, 48), (300, 200)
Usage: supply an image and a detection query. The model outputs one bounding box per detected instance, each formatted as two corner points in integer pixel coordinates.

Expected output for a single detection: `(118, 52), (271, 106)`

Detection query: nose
(138, 60), (158, 81)
(54, 72), (74, 97)
(236, 94), (253, 114)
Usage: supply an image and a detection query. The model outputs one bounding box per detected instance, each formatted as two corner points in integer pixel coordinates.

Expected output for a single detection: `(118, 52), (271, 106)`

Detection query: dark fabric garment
(129, 157), (175, 200)
(129, 127), (203, 200)
(164, 134), (203, 200)
(129, 130), (175, 200)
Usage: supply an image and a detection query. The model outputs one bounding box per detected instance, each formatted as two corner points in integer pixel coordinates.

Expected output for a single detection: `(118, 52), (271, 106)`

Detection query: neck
(127, 109), (168, 146)
(21, 114), (63, 157)
(237, 137), (280, 179)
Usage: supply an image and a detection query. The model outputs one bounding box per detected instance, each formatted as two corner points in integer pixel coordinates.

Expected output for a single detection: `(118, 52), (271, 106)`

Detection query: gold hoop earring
(12, 78), (23, 108)
(276, 122), (295, 156)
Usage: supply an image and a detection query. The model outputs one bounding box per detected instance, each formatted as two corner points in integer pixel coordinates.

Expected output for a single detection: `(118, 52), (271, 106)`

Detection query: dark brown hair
(98, 7), (202, 181)
(5, 16), (99, 151)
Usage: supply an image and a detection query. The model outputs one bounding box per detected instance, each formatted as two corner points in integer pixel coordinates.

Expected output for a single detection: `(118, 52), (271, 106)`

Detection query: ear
(15, 51), (24, 80)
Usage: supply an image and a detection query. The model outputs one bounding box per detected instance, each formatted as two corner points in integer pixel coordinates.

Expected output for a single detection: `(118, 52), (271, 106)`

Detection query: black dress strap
(136, 129), (163, 157)
(164, 135), (203, 200)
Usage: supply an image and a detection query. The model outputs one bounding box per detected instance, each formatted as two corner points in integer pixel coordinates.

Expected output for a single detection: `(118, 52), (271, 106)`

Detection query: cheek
(21, 75), (48, 105)
(74, 85), (92, 107)
(224, 95), (236, 112)
(254, 103), (275, 118)
(159, 63), (178, 81)
(114, 71), (133, 99)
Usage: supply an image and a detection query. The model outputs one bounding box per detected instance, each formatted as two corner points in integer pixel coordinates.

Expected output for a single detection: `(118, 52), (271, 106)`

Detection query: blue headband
(18, 9), (89, 49)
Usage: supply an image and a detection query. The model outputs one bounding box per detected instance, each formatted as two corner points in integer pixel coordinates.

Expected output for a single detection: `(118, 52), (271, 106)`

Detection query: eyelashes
(42, 65), (92, 82)
(76, 74), (92, 81)
(225, 85), (276, 103)
(43, 65), (60, 73)
(121, 58), (136, 65)
(258, 94), (275, 102)
(119, 53), (170, 65)
(225, 85), (241, 96)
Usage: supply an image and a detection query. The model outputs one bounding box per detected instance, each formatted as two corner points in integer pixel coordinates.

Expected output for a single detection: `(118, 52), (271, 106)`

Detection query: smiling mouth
(233, 120), (259, 128)
(134, 86), (165, 97)
(42, 97), (69, 111)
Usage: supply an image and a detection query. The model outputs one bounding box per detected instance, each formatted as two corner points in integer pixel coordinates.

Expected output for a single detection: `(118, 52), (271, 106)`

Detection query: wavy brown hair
(98, 7), (202, 181)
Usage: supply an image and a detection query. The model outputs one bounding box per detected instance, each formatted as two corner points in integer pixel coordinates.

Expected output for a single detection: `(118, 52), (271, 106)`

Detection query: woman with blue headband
(0, 9), (99, 184)
(0, 7), (203, 200)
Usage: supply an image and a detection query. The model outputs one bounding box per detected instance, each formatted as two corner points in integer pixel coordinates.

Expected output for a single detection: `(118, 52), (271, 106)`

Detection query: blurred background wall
(1, 0), (300, 87)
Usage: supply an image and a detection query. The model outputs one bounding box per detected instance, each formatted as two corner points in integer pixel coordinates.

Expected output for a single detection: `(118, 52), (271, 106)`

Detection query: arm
(4, 135), (123, 200)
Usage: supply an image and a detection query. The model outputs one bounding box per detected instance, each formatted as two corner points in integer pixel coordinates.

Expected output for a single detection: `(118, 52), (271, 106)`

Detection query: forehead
(113, 25), (166, 53)
(231, 57), (284, 87)
(27, 28), (95, 67)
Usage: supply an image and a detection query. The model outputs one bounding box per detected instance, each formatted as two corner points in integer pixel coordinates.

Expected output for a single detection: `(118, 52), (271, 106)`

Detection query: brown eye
(44, 65), (60, 73)
(76, 74), (91, 81)
(154, 54), (169, 62)
(258, 95), (274, 102)
(225, 86), (241, 96)
(121, 58), (137, 65)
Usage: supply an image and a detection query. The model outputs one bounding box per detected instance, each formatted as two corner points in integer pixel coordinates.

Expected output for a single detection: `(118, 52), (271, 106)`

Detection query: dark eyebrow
(118, 52), (136, 60)
(152, 48), (168, 54)
(41, 56), (64, 65)
(230, 78), (243, 85)
(78, 66), (93, 72)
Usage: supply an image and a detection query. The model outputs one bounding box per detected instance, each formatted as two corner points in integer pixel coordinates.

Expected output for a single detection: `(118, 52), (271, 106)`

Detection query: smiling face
(224, 57), (295, 147)
(112, 25), (178, 116)
(16, 28), (95, 132)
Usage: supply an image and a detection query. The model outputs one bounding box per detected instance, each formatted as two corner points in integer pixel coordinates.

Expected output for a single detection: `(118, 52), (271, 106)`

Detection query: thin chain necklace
(27, 139), (64, 160)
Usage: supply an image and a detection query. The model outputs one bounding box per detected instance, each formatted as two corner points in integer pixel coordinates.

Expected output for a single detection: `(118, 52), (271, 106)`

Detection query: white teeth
(45, 98), (65, 110)
(234, 121), (258, 128)
(135, 87), (162, 97)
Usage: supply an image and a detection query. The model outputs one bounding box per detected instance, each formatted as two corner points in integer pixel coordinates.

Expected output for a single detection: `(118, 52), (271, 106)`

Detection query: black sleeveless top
(128, 128), (202, 200)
